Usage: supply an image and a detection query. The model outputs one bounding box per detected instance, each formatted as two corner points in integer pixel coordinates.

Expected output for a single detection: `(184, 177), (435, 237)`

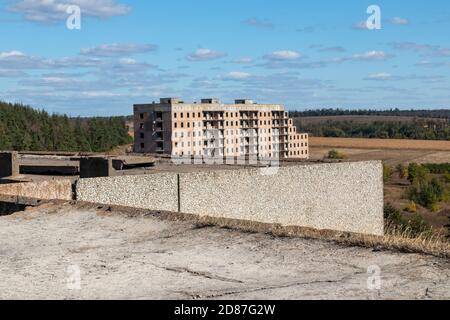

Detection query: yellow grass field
(309, 137), (450, 166)
(310, 137), (450, 151)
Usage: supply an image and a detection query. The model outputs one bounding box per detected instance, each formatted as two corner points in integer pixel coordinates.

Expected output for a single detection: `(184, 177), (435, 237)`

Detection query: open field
(0, 203), (449, 299)
(309, 137), (450, 166)
(310, 137), (450, 151)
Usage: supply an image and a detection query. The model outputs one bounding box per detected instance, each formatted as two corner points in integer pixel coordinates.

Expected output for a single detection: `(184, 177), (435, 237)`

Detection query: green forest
(290, 108), (450, 118)
(292, 109), (450, 141)
(0, 101), (132, 152)
(294, 119), (450, 140)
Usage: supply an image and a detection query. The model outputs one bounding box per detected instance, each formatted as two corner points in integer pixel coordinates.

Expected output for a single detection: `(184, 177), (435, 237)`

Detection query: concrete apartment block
(179, 161), (384, 236)
(75, 173), (179, 212)
(0, 151), (19, 178)
(79, 157), (115, 178)
(134, 98), (309, 160)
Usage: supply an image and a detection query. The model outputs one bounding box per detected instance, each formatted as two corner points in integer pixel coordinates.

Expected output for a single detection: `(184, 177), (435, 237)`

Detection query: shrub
(405, 201), (417, 213)
(383, 164), (392, 183)
(396, 163), (409, 179)
(384, 203), (433, 238)
(326, 149), (347, 160)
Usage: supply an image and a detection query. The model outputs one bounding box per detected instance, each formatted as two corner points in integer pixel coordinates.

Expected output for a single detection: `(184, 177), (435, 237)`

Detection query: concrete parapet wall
(73, 161), (383, 236)
(179, 161), (384, 235)
(0, 179), (73, 201)
(75, 173), (179, 212)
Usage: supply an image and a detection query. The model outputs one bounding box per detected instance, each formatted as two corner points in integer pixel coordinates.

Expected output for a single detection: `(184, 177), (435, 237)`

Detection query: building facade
(134, 98), (309, 160)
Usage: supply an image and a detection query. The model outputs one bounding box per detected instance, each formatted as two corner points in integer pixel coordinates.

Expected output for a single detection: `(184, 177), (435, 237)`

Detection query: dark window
(140, 133), (144, 139)
(140, 143), (144, 149)
(140, 113), (144, 119)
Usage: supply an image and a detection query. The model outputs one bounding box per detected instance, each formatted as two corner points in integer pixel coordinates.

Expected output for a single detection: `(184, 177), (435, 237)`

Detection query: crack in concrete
(150, 263), (244, 284)
(199, 271), (366, 299)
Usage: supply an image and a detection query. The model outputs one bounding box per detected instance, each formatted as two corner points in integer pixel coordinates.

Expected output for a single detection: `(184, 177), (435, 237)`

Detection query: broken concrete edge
(1, 197), (448, 260)
(0, 151), (19, 178)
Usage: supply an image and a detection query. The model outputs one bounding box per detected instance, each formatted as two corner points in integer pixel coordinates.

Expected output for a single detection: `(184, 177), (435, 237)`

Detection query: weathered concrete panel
(79, 157), (115, 178)
(179, 161), (384, 236)
(0, 152), (19, 178)
(0, 179), (73, 200)
(75, 173), (179, 212)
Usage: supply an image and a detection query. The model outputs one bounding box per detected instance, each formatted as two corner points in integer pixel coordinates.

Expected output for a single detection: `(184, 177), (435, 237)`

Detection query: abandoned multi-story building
(133, 98), (309, 160)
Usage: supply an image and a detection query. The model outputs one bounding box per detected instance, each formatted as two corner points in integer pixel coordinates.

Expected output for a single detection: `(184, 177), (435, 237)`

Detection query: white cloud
(80, 91), (122, 97)
(222, 71), (251, 80)
(364, 73), (394, 81)
(0, 68), (27, 77)
(8, 0), (130, 23)
(80, 43), (157, 57)
(186, 48), (226, 61)
(0, 51), (26, 58)
(265, 50), (301, 61)
(0, 50), (46, 69)
(390, 17), (409, 25)
(231, 57), (253, 64)
(349, 51), (389, 61)
(364, 73), (444, 83)
(352, 21), (369, 30)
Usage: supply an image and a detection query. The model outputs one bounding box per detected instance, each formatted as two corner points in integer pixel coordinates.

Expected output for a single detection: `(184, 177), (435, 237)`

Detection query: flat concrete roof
(0, 203), (449, 299)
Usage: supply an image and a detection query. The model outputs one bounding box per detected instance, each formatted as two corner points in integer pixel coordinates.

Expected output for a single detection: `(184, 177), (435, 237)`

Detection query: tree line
(0, 101), (132, 152)
(290, 108), (450, 118)
(294, 119), (449, 140)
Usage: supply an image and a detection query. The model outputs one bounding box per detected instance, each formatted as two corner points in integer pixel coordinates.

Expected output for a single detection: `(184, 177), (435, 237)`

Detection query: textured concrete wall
(179, 161), (384, 236)
(75, 173), (179, 212)
(73, 161), (383, 236)
(0, 179), (73, 200)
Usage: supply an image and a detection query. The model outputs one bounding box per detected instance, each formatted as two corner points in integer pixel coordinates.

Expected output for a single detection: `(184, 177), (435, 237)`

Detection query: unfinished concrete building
(133, 98), (309, 160)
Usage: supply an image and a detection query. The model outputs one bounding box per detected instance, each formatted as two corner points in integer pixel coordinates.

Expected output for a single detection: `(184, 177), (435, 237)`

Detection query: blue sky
(0, 0), (450, 116)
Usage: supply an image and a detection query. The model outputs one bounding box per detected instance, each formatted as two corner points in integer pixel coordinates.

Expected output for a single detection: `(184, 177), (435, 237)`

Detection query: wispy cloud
(242, 17), (273, 28)
(389, 42), (450, 57)
(186, 48), (227, 61)
(318, 46), (346, 53)
(352, 21), (369, 30)
(7, 0), (130, 23)
(80, 43), (157, 57)
(221, 71), (252, 80)
(390, 17), (409, 25)
(231, 57), (254, 64)
(364, 72), (444, 83)
(348, 51), (390, 61)
(264, 50), (301, 61)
